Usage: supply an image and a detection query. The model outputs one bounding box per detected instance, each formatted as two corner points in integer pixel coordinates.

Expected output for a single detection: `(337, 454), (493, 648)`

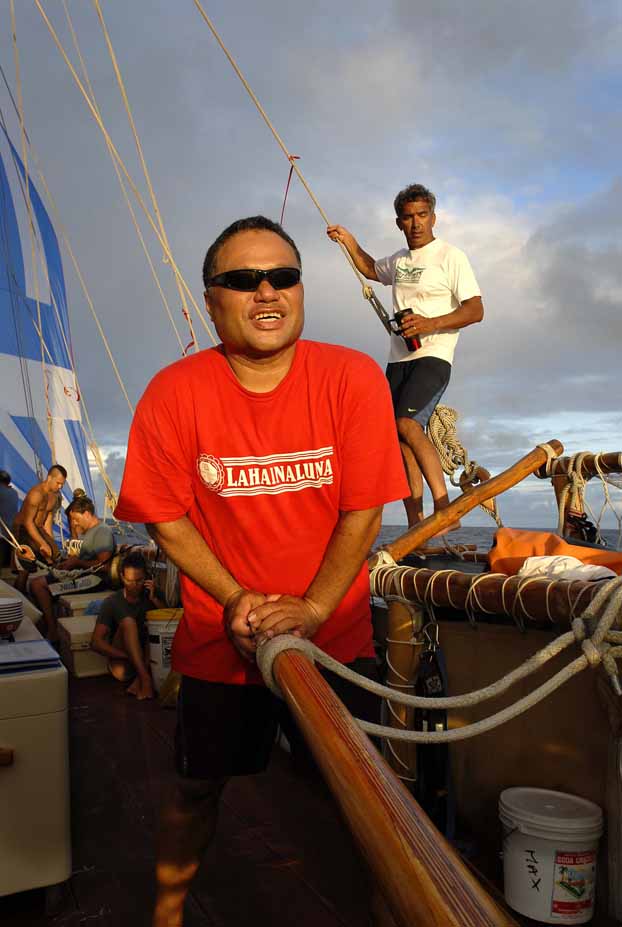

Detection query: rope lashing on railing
(369, 548), (598, 628)
(537, 450), (622, 546)
(427, 405), (502, 527)
(257, 576), (622, 742)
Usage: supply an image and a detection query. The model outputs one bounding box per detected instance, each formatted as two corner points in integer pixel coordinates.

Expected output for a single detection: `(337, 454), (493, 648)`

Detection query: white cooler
(58, 590), (114, 618)
(58, 615), (108, 678)
(0, 617), (71, 896)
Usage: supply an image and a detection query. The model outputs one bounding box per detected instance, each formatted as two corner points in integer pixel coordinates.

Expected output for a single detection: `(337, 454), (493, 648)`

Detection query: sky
(1, 0), (621, 529)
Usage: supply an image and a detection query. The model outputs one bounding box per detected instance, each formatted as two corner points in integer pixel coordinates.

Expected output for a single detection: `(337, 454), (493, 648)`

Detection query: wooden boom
(383, 440), (564, 562)
(273, 649), (518, 927)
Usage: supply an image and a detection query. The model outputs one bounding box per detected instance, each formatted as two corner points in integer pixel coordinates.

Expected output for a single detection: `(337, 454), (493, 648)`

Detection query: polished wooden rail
(382, 440), (564, 562)
(369, 562), (606, 626)
(273, 649), (518, 927)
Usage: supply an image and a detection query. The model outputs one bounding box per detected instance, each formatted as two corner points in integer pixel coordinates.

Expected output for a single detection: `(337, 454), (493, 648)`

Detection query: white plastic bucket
(147, 609), (182, 692)
(499, 787), (603, 924)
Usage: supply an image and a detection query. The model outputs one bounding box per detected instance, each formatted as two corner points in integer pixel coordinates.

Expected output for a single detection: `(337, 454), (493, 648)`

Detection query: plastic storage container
(500, 787), (603, 924)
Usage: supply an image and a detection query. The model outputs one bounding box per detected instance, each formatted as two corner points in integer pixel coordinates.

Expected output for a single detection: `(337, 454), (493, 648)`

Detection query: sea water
(376, 524), (621, 551)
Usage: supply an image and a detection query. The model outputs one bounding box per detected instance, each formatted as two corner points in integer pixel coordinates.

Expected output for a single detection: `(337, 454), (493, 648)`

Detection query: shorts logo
(196, 447), (334, 497)
(197, 454), (225, 492)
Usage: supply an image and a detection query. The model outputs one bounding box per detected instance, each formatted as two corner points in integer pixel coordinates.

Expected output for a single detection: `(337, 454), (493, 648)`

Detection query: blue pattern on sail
(0, 132), (95, 503)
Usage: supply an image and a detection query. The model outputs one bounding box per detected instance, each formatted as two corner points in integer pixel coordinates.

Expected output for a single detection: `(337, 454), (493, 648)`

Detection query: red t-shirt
(115, 340), (409, 683)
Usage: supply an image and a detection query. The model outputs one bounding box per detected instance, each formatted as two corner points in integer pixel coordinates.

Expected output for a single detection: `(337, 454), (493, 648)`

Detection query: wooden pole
(370, 563), (606, 626)
(273, 649), (518, 927)
(384, 600), (422, 782)
(383, 440), (563, 562)
(540, 451), (622, 479)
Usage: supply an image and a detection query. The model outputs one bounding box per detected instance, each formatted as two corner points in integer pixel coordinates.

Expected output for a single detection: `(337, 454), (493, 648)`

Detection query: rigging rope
(191, 0), (391, 324)
(540, 451), (622, 548)
(10, 0), (56, 464)
(90, 0), (198, 354)
(0, 98), (129, 509)
(427, 404), (502, 526)
(257, 576), (622, 743)
(33, 0), (217, 347)
(61, 0), (186, 356)
(0, 145), (43, 476)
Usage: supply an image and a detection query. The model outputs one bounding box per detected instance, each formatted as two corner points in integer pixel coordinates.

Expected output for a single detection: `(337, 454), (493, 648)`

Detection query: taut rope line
(10, 1), (56, 462)
(191, 0), (391, 322)
(61, 0), (186, 356)
(90, 0), (198, 354)
(257, 576), (622, 743)
(33, 0), (217, 347)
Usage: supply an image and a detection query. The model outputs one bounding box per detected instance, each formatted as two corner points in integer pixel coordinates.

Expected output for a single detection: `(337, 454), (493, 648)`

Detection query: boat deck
(1, 674), (374, 926)
(1, 671), (618, 926)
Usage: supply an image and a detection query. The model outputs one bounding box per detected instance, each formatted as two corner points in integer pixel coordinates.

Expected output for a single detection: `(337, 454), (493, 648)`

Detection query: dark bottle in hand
(394, 308), (421, 352)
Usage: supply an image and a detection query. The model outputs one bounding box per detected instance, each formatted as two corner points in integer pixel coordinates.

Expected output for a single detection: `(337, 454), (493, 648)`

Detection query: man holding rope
(328, 184), (484, 530)
(28, 496), (115, 642)
(114, 215), (408, 926)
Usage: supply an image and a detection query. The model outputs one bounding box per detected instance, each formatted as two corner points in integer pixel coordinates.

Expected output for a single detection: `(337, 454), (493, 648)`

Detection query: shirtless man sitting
(91, 551), (165, 700)
(29, 496), (115, 641)
(12, 465), (67, 593)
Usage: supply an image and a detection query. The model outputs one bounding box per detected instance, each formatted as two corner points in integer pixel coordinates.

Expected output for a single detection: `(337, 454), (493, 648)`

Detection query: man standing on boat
(327, 184), (484, 529)
(114, 215), (408, 926)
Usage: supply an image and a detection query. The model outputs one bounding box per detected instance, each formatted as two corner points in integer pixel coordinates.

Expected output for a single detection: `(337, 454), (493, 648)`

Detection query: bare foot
(126, 677), (140, 697)
(137, 679), (154, 700)
(128, 676), (154, 700)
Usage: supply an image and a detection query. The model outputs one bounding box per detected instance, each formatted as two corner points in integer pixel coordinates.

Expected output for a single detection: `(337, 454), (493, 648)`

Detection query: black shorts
(175, 657), (380, 780)
(386, 356), (451, 427)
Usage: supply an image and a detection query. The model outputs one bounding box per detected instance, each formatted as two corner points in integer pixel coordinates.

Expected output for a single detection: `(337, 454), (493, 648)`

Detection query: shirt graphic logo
(197, 447), (334, 497)
(197, 454), (226, 492)
(395, 265), (425, 282)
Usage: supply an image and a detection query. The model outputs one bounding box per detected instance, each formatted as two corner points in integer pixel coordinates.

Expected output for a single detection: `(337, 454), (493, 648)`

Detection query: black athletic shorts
(175, 657), (380, 780)
(386, 356), (451, 427)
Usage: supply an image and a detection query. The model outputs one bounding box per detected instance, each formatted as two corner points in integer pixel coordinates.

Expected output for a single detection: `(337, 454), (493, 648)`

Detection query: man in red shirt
(114, 215), (409, 927)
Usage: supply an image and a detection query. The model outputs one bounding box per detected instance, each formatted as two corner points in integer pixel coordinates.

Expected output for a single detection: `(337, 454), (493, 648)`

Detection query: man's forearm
(347, 243), (378, 281)
(92, 636), (126, 661)
(428, 296), (484, 332)
(24, 518), (47, 549)
(147, 516), (241, 606)
(305, 507), (382, 620)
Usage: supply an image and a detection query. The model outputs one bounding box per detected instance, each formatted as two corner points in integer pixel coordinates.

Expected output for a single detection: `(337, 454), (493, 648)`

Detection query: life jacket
(488, 528), (622, 576)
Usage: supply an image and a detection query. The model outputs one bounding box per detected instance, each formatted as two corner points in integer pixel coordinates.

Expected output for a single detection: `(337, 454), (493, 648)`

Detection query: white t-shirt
(375, 238), (481, 365)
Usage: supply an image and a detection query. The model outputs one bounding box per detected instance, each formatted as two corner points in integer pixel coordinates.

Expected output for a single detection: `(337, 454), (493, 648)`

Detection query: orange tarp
(488, 528), (622, 576)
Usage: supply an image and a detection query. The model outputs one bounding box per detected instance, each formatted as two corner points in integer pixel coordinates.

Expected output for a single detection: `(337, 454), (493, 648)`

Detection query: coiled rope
(427, 404), (502, 527)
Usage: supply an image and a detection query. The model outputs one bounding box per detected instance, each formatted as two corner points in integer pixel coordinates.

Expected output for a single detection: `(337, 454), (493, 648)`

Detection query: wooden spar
(370, 562), (606, 626)
(382, 440), (564, 562)
(272, 649), (518, 927)
(385, 600), (421, 779)
(539, 451), (622, 479)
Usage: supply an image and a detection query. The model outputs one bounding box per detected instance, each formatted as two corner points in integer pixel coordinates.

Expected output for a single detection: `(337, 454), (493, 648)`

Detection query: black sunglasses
(206, 267), (301, 292)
